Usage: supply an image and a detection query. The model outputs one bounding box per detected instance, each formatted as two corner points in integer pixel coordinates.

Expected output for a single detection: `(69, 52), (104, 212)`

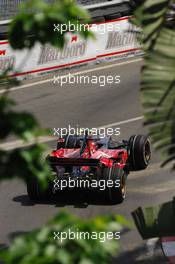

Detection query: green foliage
(131, 0), (175, 169)
(132, 198), (175, 239)
(9, 0), (93, 50)
(0, 211), (130, 264)
(0, 68), (20, 88)
(130, 0), (175, 240)
(131, 0), (170, 48)
(0, 92), (52, 187)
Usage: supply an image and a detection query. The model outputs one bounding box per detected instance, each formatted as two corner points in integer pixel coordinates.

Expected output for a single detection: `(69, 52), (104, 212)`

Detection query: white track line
(0, 58), (142, 94)
(0, 115), (144, 150)
(98, 116), (143, 129)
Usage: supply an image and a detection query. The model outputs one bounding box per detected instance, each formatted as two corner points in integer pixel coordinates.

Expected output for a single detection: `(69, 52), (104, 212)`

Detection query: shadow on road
(13, 191), (122, 207)
(13, 194), (89, 208)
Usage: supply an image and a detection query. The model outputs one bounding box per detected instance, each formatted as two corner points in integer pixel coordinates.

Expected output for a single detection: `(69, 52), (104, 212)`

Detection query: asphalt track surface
(0, 58), (174, 263)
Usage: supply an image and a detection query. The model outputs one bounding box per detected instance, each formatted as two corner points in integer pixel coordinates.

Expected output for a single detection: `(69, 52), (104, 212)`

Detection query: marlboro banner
(0, 17), (142, 78)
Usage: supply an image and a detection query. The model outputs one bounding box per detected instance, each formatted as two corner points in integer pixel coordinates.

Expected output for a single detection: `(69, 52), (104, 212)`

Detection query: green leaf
(132, 0), (175, 169)
(9, 0), (92, 50)
(0, 211), (128, 264)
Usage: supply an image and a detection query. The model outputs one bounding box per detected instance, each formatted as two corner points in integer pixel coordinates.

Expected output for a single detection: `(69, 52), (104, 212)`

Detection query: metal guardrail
(81, 0), (129, 9)
(0, 0), (130, 21)
(0, 0), (131, 40)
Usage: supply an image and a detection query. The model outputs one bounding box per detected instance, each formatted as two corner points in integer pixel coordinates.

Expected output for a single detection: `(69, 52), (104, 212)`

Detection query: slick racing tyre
(102, 167), (126, 205)
(27, 178), (52, 202)
(128, 135), (151, 170)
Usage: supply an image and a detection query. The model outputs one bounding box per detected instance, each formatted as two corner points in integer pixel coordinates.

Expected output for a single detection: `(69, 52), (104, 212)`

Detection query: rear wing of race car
(46, 155), (100, 167)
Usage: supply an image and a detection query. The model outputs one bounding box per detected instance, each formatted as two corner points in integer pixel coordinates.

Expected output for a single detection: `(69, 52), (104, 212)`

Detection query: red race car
(27, 132), (151, 204)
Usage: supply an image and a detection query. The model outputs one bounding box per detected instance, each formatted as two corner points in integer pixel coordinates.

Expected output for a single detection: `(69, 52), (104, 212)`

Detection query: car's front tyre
(128, 135), (151, 170)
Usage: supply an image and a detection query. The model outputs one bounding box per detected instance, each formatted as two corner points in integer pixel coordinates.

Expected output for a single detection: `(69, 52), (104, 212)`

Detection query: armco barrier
(0, 17), (142, 78)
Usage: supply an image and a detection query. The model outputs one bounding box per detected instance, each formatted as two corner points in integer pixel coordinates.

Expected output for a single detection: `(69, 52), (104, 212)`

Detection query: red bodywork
(50, 138), (128, 170)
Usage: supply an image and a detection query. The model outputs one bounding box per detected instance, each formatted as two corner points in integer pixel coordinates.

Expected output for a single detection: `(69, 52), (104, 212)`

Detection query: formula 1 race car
(27, 133), (151, 204)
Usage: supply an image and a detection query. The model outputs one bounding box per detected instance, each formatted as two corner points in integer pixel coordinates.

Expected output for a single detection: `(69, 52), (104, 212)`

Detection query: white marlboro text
(38, 42), (86, 65)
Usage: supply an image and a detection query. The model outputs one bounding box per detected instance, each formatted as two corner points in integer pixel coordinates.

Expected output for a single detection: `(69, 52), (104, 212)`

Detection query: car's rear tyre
(128, 135), (151, 170)
(27, 178), (52, 202)
(102, 167), (126, 205)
